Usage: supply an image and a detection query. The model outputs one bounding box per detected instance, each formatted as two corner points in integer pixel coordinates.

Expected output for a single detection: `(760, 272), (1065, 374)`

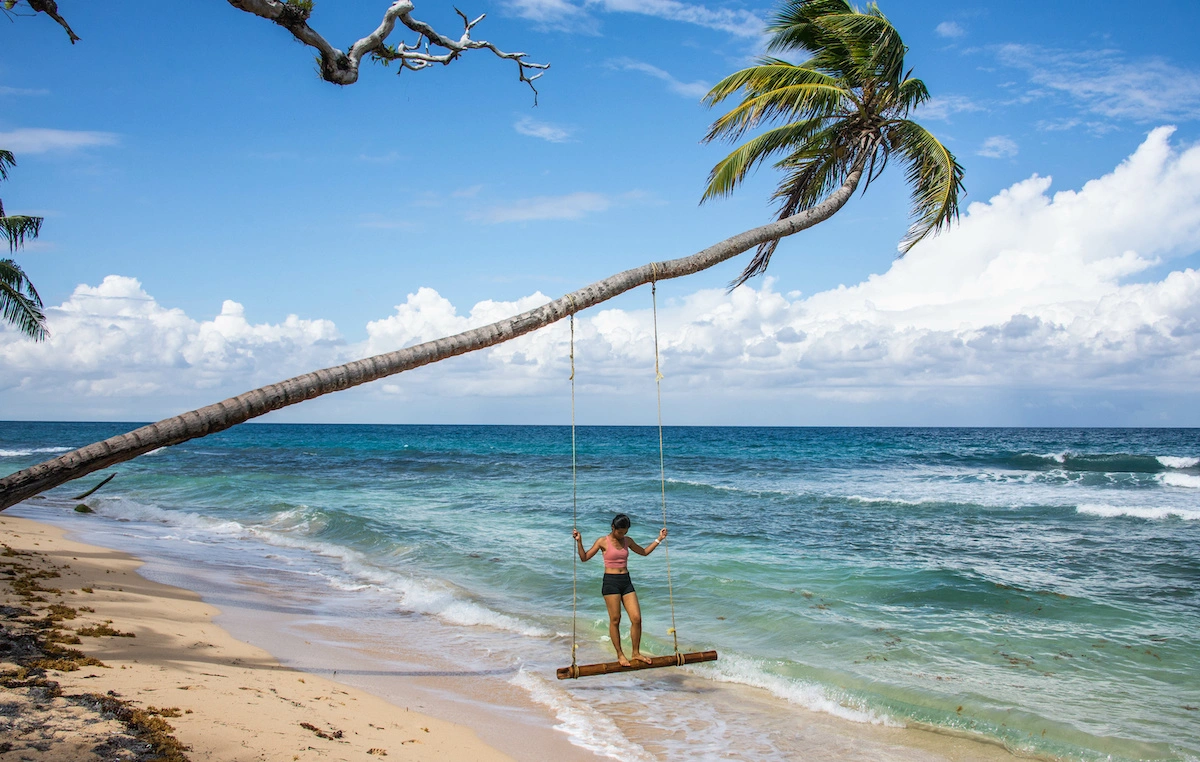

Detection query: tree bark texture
(0, 165), (863, 511)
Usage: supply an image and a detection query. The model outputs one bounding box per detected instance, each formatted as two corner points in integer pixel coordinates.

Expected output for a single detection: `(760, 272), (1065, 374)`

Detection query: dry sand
(0, 514), (512, 762)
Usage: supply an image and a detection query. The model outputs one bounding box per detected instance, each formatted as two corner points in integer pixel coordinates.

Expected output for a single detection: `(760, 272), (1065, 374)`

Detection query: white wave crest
(240, 527), (551, 638)
(705, 653), (900, 727)
(92, 495), (247, 534)
(1162, 472), (1200, 489)
(1077, 503), (1200, 521)
(1037, 451), (1069, 463)
(88, 495), (549, 638)
(0, 446), (73, 457)
(845, 495), (935, 506)
(511, 669), (654, 761)
(1157, 456), (1200, 469)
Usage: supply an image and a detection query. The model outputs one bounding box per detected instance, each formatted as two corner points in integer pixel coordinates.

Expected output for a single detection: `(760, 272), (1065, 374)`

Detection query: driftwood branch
(0, 160), (866, 512)
(225, 0), (549, 98)
(69, 473), (115, 500)
(4, 0), (80, 43)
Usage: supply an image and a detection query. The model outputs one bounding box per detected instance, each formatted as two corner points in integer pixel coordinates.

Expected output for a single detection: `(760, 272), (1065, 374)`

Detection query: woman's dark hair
(611, 513), (631, 530)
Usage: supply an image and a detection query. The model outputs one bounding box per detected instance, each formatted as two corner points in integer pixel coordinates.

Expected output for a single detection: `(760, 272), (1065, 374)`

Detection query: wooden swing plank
(557, 650), (718, 679)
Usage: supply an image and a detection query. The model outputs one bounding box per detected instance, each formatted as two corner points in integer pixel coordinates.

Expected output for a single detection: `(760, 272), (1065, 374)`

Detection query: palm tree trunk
(0, 164), (864, 511)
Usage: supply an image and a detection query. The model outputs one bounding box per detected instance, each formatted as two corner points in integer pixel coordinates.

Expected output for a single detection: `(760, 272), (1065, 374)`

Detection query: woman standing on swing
(573, 513), (668, 667)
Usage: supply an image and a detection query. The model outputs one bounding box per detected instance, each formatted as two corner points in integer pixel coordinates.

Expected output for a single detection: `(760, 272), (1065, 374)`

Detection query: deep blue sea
(3, 423), (1199, 761)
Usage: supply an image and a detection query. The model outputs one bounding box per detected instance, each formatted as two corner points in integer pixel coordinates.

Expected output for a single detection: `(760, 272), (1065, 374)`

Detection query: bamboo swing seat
(557, 650), (718, 679)
(559, 273), (717, 681)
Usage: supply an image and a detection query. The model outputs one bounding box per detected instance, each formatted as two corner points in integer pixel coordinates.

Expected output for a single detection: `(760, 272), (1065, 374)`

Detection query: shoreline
(1, 509), (1040, 762)
(0, 514), (540, 762)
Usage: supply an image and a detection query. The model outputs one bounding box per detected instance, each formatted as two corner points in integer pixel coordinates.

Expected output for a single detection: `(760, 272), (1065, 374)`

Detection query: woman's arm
(628, 527), (668, 556)
(573, 529), (603, 562)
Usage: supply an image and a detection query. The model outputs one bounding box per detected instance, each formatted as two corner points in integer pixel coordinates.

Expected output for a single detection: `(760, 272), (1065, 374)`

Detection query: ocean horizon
(3, 421), (1198, 761)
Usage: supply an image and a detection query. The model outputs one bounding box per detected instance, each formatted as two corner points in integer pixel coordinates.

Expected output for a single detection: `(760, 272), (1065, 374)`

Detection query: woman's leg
(604, 594), (629, 666)
(623, 592), (652, 664)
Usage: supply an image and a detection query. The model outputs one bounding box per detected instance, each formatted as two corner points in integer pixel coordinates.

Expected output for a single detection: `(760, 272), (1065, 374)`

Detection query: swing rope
(569, 306), (579, 672)
(567, 277), (680, 672)
(651, 263), (680, 657)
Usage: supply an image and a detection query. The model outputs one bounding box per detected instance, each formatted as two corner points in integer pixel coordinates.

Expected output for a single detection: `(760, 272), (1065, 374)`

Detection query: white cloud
(514, 116), (574, 143)
(609, 58), (710, 99)
(506, 0), (764, 37)
(935, 21), (964, 38)
(5, 128), (1200, 424)
(473, 191), (611, 223)
(0, 276), (341, 398)
(997, 44), (1200, 121)
(0, 127), (118, 154)
(978, 135), (1018, 159)
(0, 86), (49, 96)
(593, 0), (764, 37)
(915, 94), (985, 121)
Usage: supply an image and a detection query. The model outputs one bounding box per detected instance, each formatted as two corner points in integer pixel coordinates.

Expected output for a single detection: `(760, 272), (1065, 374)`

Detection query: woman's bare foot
(617, 652), (631, 667)
(631, 652), (653, 665)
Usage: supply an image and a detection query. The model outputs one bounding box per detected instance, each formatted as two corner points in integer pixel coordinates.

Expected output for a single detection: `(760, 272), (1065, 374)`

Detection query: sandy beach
(0, 514), (516, 762)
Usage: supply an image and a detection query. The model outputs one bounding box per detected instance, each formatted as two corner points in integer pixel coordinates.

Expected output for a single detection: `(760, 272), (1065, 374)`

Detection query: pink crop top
(603, 536), (629, 567)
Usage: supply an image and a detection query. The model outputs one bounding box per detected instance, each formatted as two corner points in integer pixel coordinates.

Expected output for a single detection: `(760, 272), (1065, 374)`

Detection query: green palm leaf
(0, 258), (47, 341)
(0, 214), (43, 252)
(888, 120), (965, 252)
(703, 0), (964, 284)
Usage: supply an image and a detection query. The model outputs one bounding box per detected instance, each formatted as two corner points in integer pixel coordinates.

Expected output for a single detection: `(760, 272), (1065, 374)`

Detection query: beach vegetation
(0, 0), (965, 508)
(0, 150), (47, 341)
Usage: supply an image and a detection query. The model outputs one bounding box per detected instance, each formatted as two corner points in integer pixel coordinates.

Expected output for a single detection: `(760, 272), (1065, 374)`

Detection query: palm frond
(895, 76), (929, 113)
(888, 120), (964, 252)
(702, 118), (831, 201)
(0, 150), (14, 181)
(0, 258), (47, 341)
(704, 61), (841, 106)
(815, 12), (906, 86)
(705, 81), (848, 142)
(766, 0), (855, 54)
(0, 214), (43, 252)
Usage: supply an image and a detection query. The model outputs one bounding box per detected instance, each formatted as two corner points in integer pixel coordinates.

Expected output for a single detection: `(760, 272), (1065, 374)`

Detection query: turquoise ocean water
(3, 422), (1198, 761)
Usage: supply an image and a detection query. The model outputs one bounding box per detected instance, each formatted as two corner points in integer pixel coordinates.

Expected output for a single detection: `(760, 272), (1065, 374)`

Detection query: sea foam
(704, 653), (900, 727)
(1157, 456), (1200, 469)
(1077, 503), (1200, 521)
(512, 669), (654, 762)
(0, 446), (73, 457)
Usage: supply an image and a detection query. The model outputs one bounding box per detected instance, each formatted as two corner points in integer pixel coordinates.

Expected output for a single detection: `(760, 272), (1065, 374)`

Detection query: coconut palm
(0, 149), (47, 341)
(703, 0), (964, 286)
(0, 0), (966, 510)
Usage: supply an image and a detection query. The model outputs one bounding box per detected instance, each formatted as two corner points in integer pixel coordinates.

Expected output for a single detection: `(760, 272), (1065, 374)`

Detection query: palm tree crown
(0, 149), (47, 341)
(703, 0), (965, 286)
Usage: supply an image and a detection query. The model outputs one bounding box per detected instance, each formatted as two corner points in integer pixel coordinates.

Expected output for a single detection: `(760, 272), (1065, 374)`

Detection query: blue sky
(2, 0), (1200, 426)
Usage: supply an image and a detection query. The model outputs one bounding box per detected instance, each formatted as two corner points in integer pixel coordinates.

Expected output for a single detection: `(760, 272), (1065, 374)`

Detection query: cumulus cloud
(0, 128), (118, 154)
(978, 135), (1018, 158)
(609, 58), (710, 99)
(0, 276), (341, 398)
(514, 116), (574, 143)
(996, 44), (1200, 121)
(4, 128), (1200, 423)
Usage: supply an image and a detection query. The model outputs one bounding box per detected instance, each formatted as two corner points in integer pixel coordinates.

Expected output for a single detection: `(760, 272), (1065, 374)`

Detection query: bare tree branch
(4, 0), (80, 43)
(226, 0), (549, 99)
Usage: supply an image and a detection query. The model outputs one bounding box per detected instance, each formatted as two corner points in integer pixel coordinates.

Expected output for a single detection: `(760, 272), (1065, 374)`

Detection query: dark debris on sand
(0, 543), (191, 762)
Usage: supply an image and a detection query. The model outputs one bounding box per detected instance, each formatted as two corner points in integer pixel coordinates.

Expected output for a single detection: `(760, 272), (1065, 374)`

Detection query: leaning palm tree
(0, 0), (964, 510)
(703, 0), (964, 286)
(0, 149), (48, 341)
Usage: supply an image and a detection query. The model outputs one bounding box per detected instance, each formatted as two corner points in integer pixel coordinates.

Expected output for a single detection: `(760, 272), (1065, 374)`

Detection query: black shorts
(602, 573), (636, 597)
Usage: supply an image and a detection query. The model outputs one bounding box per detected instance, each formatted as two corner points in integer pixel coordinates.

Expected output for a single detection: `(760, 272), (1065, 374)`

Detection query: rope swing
(558, 274), (717, 680)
